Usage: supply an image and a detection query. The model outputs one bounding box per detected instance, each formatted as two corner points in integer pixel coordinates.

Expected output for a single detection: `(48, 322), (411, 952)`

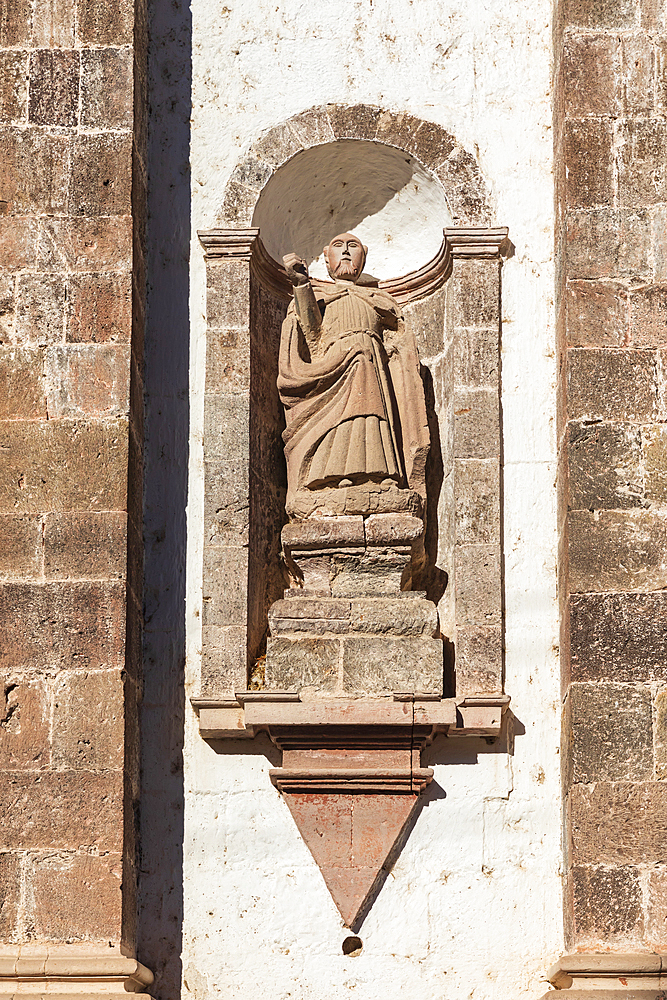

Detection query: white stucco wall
(184, 1), (562, 997)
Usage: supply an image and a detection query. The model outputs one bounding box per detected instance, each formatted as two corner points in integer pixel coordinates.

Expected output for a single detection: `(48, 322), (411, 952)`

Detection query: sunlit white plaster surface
(186, 0), (561, 998)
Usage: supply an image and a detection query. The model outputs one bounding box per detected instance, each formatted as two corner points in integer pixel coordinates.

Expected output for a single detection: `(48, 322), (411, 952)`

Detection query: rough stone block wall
(555, 0), (667, 952)
(0, 0), (146, 953)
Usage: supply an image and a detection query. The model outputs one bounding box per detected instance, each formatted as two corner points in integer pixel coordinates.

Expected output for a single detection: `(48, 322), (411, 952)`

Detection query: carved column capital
(444, 226), (512, 259)
(198, 227), (260, 260)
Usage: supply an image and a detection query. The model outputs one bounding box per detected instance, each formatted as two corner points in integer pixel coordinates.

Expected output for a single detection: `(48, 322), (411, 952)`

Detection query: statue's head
(323, 233), (367, 282)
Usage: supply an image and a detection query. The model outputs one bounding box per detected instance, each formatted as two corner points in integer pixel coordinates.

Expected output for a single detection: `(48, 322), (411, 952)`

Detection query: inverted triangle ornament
(270, 733), (434, 927)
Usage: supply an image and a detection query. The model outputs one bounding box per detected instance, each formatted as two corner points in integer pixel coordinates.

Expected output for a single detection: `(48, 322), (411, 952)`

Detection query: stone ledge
(191, 692), (509, 739)
(544, 953), (667, 997)
(542, 993), (667, 1000)
(0, 948), (153, 997)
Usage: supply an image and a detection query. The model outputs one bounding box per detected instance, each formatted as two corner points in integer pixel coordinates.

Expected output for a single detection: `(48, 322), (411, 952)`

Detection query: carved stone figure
(278, 233), (430, 519)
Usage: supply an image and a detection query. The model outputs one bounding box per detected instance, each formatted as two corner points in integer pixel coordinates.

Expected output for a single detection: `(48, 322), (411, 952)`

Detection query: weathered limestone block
(201, 624), (247, 697)
(455, 623), (502, 695)
(349, 598), (438, 636)
(342, 636), (443, 696)
(569, 865), (643, 946)
(643, 424), (667, 503)
(264, 636), (340, 692)
(0, 678), (50, 769)
(30, 851), (124, 940)
(617, 119), (667, 208)
(567, 347), (658, 422)
(565, 208), (652, 281)
(453, 387), (500, 459)
(454, 458), (500, 545)
(569, 592), (667, 682)
(568, 421), (643, 511)
(283, 516), (364, 550)
(654, 688), (667, 780)
(0, 770), (125, 850)
(562, 35), (621, 117)
(80, 49), (134, 129)
(364, 512), (424, 546)
(268, 598), (352, 634)
(330, 551), (410, 598)
(28, 50), (79, 127)
(566, 683), (653, 783)
(565, 280), (628, 348)
(565, 118), (614, 210)
(568, 509), (667, 593)
(630, 284), (667, 347)
(645, 867), (667, 949)
(51, 669), (125, 770)
(454, 544), (502, 625)
(0, 853), (20, 937)
(569, 781), (667, 865)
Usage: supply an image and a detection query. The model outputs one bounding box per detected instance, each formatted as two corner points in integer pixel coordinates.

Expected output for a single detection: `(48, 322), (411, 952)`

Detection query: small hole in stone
(342, 936), (362, 957)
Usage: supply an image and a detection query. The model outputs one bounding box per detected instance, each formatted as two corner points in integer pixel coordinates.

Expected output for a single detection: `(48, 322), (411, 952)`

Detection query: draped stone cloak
(277, 279), (430, 513)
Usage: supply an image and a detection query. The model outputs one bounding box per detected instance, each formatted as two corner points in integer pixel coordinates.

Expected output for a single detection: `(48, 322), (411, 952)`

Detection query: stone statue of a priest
(278, 232), (430, 520)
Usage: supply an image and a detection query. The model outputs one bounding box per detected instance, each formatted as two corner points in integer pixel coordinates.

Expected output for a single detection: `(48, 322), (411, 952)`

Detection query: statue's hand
(283, 253), (310, 287)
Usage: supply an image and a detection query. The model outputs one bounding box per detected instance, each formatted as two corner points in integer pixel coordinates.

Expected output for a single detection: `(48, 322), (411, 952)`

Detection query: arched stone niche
(197, 104), (510, 714)
(218, 103), (491, 231)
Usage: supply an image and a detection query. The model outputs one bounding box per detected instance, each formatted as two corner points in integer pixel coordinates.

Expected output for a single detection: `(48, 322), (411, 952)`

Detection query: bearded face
(324, 234), (367, 281)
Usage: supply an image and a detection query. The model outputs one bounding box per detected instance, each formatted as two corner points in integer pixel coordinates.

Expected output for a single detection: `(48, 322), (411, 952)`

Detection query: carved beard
(333, 259), (359, 278)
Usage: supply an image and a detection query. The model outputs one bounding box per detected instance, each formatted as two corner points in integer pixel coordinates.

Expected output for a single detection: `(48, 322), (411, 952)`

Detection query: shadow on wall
(138, 0), (191, 996)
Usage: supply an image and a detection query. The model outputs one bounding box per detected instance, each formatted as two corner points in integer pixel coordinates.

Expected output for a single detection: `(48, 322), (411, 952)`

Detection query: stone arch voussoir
(217, 104), (492, 231)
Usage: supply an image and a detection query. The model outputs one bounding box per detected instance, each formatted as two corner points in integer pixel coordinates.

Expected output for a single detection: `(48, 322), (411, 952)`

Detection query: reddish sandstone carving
(278, 233), (430, 519)
(267, 712), (435, 927)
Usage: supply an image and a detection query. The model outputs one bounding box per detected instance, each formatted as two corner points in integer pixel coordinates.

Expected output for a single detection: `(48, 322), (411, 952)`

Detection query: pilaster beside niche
(194, 222), (511, 928)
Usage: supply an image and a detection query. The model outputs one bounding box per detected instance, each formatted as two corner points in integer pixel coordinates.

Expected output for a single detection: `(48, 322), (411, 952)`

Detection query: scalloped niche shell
(252, 139), (452, 281)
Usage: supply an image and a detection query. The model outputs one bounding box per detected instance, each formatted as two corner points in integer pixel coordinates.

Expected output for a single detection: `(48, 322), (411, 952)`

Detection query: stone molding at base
(542, 953), (667, 999)
(0, 949), (154, 999)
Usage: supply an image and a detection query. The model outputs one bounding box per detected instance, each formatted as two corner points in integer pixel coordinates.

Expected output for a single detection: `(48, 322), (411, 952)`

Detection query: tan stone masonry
(0, 0), (149, 984)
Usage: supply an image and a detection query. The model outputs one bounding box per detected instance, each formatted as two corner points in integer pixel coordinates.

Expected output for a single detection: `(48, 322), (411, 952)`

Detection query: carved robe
(278, 279), (430, 512)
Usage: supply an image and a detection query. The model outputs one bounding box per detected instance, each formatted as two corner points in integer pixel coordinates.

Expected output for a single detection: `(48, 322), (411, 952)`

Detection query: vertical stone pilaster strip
(125, 0), (148, 956)
(445, 229), (507, 697)
(199, 230), (258, 697)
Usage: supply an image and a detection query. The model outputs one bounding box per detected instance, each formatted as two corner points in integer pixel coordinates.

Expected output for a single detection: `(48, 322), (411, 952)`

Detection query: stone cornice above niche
(198, 226), (511, 304)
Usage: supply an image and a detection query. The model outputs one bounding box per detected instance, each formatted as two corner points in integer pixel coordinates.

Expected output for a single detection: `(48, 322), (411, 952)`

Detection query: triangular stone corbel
(192, 692), (510, 924)
(261, 698), (447, 927)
